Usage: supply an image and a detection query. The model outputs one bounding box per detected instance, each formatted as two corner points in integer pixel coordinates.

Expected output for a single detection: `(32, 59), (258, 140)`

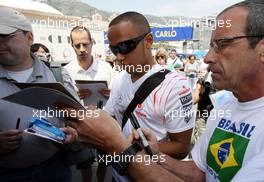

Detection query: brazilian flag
(207, 128), (249, 181)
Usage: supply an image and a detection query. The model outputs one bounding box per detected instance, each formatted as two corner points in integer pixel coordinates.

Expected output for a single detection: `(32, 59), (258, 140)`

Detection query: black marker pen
(97, 100), (103, 109)
(130, 113), (153, 156)
(16, 118), (21, 129)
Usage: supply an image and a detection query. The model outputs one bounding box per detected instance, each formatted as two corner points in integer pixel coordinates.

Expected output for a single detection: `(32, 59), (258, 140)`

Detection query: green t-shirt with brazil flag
(191, 96), (264, 182)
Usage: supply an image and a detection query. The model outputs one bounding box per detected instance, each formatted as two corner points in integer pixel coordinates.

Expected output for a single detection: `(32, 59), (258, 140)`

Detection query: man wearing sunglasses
(63, 0), (264, 181)
(104, 11), (194, 181)
(65, 26), (114, 102)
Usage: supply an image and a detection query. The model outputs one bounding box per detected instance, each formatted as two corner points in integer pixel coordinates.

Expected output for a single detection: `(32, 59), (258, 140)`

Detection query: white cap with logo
(0, 6), (32, 34)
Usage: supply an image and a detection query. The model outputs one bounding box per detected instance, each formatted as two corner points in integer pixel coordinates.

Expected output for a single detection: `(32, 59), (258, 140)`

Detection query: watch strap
(111, 142), (142, 175)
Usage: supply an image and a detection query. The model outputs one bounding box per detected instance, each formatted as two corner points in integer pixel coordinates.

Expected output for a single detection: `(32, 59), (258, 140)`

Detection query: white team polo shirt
(105, 64), (195, 140)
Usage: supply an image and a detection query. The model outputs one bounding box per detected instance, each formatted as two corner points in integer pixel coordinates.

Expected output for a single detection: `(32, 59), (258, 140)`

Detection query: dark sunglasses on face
(73, 42), (92, 49)
(156, 55), (165, 59)
(210, 35), (264, 53)
(109, 32), (150, 56)
(0, 31), (24, 39)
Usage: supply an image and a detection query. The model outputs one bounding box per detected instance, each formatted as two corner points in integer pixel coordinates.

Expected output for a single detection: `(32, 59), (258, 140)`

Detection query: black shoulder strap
(50, 66), (63, 83)
(121, 69), (170, 129)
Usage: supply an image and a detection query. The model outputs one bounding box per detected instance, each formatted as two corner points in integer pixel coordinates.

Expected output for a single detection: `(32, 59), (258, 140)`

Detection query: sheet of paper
(13, 82), (79, 102)
(75, 80), (108, 106)
(2, 87), (85, 111)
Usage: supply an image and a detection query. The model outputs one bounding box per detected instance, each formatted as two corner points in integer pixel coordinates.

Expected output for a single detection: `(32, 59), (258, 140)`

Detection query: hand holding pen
(129, 113), (153, 156)
(0, 118), (22, 154)
(97, 100), (104, 109)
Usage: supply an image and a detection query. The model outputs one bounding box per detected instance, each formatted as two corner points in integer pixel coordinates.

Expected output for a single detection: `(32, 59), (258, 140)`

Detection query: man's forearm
(159, 154), (205, 182)
(107, 141), (184, 181)
(128, 151), (184, 182)
(158, 141), (190, 159)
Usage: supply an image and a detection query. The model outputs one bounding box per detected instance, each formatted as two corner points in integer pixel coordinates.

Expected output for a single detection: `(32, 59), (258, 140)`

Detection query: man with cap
(0, 6), (75, 182)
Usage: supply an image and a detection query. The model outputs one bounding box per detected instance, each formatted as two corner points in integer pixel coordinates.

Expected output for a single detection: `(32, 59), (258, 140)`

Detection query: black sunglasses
(109, 32), (150, 55)
(156, 55), (165, 59)
(210, 35), (264, 53)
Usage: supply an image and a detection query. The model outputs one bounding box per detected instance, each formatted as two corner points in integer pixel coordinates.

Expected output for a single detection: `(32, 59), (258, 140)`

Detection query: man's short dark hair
(218, 0), (264, 48)
(109, 12), (151, 35)
(70, 26), (92, 43)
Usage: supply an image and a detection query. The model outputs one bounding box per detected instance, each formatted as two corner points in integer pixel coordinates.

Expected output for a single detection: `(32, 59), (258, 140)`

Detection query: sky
(81, 0), (243, 18)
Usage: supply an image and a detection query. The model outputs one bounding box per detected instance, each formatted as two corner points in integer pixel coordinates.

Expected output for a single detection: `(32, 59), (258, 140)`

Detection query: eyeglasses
(109, 32), (150, 56)
(210, 35), (264, 53)
(73, 42), (92, 49)
(0, 31), (24, 39)
(156, 55), (165, 59)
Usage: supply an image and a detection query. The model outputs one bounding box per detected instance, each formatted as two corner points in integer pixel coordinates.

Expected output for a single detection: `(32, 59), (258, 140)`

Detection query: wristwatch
(111, 142), (142, 175)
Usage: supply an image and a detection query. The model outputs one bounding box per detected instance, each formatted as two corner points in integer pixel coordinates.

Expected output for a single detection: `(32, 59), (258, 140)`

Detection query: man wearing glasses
(64, 25), (114, 182)
(104, 11), (194, 181)
(64, 0), (264, 181)
(0, 6), (74, 182)
(65, 26), (114, 101)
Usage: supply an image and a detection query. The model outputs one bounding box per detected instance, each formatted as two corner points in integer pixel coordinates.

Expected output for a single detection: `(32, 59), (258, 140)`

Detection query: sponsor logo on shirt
(135, 103), (147, 118)
(179, 85), (191, 96)
(137, 103), (143, 110)
(182, 103), (193, 123)
(135, 110), (147, 118)
(180, 93), (192, 105)
(182, 103), (192, 111)
(206, 118), (255, 181)
(184, 115), (192, 123)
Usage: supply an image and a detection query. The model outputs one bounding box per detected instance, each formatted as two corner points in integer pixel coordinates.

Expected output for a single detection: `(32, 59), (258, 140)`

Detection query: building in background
(0, 0), (107, 62)
(0, 0), (215, 61)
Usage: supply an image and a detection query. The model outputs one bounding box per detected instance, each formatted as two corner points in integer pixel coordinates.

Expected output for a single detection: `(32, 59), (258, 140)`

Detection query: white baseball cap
(0, 6), (32, 34)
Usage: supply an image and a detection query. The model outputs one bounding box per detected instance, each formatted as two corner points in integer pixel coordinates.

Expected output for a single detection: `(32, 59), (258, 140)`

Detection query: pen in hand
(97, 100), (103, 109)
(129, 113), (153, 156)
(16, 118), (21, 130)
